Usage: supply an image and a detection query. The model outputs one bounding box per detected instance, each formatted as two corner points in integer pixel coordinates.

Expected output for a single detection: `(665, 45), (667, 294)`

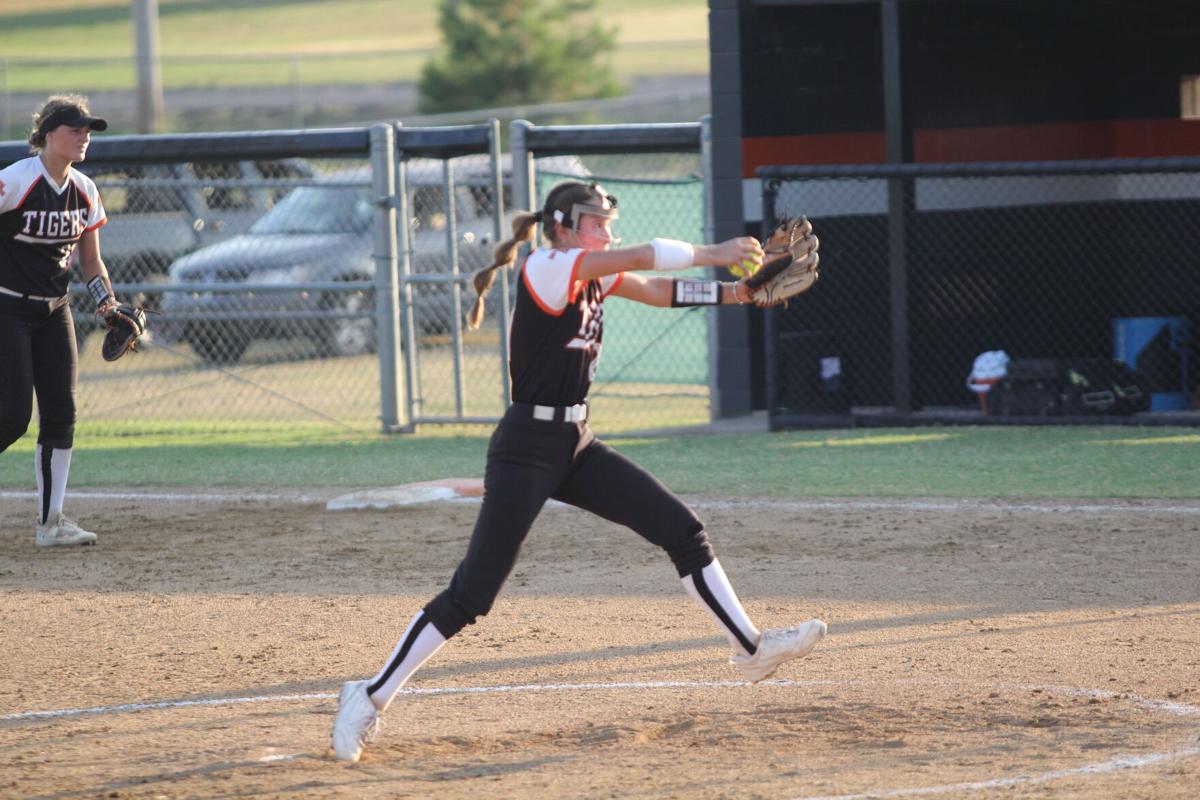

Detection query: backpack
(988, 358), (1149, 417)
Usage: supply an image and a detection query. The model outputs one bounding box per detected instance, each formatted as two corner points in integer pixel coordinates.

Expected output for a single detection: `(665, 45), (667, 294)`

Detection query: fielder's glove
(100, 303), (148, 362)
(741, 215), (821, 307)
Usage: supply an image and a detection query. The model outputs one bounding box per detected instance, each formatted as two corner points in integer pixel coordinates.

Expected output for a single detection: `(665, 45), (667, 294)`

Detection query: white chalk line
(0, 489), (329, 504)
(4, 489), (1200, 515)
(3, 679), (1198, 796)
(695, 498), (1200, 515)
(0, 679), (812, 721)
(793, 748), (1200, 800)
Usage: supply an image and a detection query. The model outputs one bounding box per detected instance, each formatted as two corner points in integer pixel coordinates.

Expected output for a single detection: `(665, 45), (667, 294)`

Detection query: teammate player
(331, 180), (827, 762)
(0, 95), (119, 547)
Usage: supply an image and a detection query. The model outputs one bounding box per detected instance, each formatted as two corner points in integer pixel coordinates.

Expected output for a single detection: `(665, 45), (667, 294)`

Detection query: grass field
(2, 424), (1198, 499)
(0, 0), (709, 91)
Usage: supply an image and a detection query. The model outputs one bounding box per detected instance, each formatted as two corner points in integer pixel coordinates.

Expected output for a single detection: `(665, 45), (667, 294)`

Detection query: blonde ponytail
(466, 211), (541, 330)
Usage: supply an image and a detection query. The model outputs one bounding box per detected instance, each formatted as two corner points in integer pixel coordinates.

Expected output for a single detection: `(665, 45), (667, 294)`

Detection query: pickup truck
(70, 159), (313, 343)
(80, 159), (314, 288)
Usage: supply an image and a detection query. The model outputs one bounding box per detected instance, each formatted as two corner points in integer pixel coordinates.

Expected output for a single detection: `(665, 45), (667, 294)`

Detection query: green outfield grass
(0, 0), (708, 91)
(2, 424), (1197, 499)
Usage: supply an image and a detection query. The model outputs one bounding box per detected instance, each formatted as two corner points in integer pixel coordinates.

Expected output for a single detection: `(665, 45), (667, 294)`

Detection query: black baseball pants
(423, 402), (715, 638)
(0, 295), (78, 454)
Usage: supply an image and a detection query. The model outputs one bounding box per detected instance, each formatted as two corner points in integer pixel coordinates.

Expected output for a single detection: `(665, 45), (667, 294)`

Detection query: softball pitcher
(332, 180), (827, 761)
(0, 95), (120, 546)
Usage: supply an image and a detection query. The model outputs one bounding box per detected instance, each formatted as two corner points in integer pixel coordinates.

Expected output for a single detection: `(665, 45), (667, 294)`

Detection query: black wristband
(86, 275), (112, 307)
(670, 278), (723, 307)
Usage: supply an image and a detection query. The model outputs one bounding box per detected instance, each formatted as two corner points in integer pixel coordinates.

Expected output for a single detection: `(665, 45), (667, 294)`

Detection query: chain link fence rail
(2, 118), (720, 441)
(511, 120), (713, 434)
(392, 122), (508, 429)
(760, 158), (1200, 429)
(3, 125), (427, 438)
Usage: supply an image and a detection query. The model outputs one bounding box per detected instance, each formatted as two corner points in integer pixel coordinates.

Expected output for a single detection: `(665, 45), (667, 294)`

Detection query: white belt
(532, 403), (588, 423)
(0, 285), (58, 302)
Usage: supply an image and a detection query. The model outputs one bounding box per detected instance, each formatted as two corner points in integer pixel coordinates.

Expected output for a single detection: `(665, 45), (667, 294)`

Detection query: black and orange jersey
(508, 247), (625, 407)
(0, 156), (106, 298)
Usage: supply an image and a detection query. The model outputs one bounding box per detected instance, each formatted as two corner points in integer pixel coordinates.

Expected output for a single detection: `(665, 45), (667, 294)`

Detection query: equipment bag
(1058, 358), (1150, 416)
(988, 358), (1149, 417)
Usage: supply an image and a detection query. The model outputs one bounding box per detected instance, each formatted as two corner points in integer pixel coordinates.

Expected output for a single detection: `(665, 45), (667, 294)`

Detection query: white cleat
(331, 680), (381, 762)
(35, 514), (98, 547)
(732, 619), (827, 683)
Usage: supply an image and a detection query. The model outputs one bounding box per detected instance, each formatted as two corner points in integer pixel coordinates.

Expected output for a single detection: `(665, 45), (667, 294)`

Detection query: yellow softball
(730, 257), (759, 279)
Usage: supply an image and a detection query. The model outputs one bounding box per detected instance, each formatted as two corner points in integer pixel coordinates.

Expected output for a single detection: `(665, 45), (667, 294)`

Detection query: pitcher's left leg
(553, 438), (762, 657)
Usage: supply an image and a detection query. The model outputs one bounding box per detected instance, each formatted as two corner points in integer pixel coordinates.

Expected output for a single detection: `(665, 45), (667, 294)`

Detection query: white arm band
(650, 238), (695, 272)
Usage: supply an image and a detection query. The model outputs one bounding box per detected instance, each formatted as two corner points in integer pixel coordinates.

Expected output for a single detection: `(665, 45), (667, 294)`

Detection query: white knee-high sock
(35, 445), (72, 524)
(366, 610), (448, 713)
(682, 559), (761, 657)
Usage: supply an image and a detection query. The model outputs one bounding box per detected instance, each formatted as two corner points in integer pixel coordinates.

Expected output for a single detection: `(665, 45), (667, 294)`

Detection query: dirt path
(2, 493), (1198, 798)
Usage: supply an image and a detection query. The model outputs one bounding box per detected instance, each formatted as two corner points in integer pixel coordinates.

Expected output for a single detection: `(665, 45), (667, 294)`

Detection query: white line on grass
(3, 490), (1200, 515)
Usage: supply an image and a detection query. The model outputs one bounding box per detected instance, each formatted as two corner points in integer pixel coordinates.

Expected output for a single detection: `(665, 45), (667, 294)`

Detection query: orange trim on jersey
(602, 271), (625, 298)
(566, 250), (587, 304)
(69, 172), (93, 207)
(17, 175), (42, 207)
(523, 261), (566, 317)
(85, 217), (107, 232)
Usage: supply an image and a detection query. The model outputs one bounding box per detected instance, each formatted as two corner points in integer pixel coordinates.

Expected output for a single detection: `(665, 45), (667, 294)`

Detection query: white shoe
(732, 619), (827, 683)
(331, 680), (381, 762)
(35, 514), (98, 547)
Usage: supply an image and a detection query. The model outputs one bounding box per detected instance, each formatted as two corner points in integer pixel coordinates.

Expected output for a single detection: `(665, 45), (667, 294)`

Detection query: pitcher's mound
(326, 478), (484, 510)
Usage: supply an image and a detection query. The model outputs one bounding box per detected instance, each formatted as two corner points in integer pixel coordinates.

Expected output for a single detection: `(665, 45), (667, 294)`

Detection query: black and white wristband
(671, 278), (723, 307)
(86, 275), (113, 308)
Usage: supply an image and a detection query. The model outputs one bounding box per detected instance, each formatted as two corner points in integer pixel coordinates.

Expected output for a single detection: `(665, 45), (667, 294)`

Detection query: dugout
(708, 0), (1200, 421)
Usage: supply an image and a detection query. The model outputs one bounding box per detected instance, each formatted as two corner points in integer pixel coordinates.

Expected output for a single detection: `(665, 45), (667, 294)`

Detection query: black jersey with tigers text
(508, 247), (624, 406)
(0, 156), (106, 298)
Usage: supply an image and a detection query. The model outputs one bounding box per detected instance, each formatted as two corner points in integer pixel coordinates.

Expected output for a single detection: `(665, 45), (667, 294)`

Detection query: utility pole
(132, 0), (164, 133)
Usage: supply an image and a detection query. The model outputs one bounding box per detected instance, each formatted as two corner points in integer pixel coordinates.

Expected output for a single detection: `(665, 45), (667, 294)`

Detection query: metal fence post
(394, 132), (421, 430)
(488, 118), (512, 407)
(510, 120), (535, 282)
(882, 0), (912, 412)
(444, 158), (467, 416)
(761, 177), (780, 429)
(370, 122), (406, 431)
(701, 114), (720, 422)
(510, 119), (533, 219)
(0, 59), (9, 142)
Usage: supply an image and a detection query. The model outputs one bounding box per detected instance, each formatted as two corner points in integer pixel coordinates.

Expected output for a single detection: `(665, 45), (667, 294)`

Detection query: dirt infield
(2, 492), (1198, 799)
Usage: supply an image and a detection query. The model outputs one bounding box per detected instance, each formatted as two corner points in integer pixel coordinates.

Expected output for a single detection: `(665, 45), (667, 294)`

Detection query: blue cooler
(1112, 317), (1189, 411)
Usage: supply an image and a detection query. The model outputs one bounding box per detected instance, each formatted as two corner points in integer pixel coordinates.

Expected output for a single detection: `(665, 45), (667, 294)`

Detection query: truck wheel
(316, 286), (376, 358)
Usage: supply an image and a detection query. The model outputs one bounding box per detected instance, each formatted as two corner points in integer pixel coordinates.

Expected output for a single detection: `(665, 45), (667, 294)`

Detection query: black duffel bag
(988, 358), (1149, 416)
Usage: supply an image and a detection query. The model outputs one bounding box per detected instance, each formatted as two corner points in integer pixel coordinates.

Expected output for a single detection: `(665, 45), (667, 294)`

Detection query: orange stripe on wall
(743, 119), (1200, 175)
(742, 132), (884, 177)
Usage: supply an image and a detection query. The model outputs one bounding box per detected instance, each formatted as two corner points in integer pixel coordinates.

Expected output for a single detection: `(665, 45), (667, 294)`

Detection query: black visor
(39, 107), (108, 137)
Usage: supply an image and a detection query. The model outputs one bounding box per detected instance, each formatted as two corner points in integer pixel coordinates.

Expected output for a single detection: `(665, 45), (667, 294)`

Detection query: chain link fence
(90, 163), (389, 434)
(2, 119), (713, 442)
(513, 121), (712, 432)
(761, 159), (1200, 427)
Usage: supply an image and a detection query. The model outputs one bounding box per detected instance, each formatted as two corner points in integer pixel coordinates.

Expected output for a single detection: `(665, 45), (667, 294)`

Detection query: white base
(326, 485), (460, 510)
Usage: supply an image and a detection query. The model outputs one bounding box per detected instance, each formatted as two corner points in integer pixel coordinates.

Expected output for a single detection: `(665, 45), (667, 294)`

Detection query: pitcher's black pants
(423, 402), (715, 638)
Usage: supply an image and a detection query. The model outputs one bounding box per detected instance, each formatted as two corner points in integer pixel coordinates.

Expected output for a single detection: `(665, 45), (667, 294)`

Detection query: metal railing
(2, 118), (717, 438)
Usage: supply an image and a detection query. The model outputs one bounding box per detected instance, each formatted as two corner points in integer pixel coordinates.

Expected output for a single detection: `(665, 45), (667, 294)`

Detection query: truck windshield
(249, 185), (372, 235)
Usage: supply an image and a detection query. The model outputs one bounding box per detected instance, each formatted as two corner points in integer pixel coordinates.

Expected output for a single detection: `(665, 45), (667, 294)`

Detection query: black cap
(39, 106), (108, 136)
